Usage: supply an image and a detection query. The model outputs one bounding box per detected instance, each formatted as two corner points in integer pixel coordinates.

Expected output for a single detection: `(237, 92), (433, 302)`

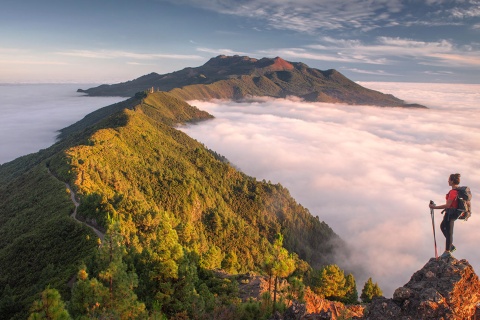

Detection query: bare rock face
(363, 257), (480, 319)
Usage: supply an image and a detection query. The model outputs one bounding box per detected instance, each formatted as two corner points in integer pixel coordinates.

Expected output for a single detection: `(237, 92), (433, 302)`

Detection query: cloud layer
(181, 82), (480, 296)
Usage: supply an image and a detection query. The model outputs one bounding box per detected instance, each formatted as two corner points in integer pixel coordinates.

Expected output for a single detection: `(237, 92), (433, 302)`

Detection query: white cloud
(449, 5), (480, 19)
(181, 83), (480, 297)
(426, 52), (480, 67)
(126, 62), (156, 66)
(423, 70), (454, 75)
(259, 47), (390, 65)
(196, 47), (249, 56)
(0, 48), (68, 66)
(0, 60), (68, 65)
(0, 47), (29, 54)
(170, 0), (480, 34)
(345, 68), (399, 76)
(301, 36), (480, 67)
(56, 49), (204, 60)
(171, 0), (405, 33)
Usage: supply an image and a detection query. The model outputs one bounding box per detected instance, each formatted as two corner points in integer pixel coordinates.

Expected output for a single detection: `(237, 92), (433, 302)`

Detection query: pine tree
(69, 266), (109, 318)
(96, 221), (146, 319)
(271, 234), (296, 313)
(317, 265), (347, 300)
(0, 284), (18, 318)
(310, 264), (357, 303)
(200, 244), (224, 270)
(286, 277), (305, 305)
(360, 277), (383, 303)
(28, 287), (71, 320)
(135, 212), (184, 312)
(165, 252), (202, 317)
(222, 251), (240, 274)
(343, 273), (358, 304)
(261, 253), (275, 302)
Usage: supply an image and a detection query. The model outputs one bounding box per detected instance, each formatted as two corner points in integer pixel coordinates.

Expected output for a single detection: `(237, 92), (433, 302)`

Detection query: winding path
(48, 167), (105, 240)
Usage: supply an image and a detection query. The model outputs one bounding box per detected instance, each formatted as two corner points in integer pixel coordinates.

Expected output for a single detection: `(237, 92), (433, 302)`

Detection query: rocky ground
(361, 256), (480, 320)
(267, 256), (480, 320)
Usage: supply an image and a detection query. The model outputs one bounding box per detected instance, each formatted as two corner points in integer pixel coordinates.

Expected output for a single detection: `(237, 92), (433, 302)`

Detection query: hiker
(429, 173), (461, 258)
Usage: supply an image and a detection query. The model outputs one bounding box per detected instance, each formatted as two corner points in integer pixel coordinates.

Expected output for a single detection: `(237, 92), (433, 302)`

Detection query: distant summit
(78, 55), (426, 108)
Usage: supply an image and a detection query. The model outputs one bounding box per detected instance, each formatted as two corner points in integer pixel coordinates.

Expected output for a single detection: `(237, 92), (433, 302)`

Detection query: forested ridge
(0, 91), (374, 319)
(79, 55), (426, 108)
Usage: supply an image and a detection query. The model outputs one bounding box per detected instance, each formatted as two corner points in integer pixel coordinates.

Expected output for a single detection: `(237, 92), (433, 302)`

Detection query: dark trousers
(440, 212), (455, 251)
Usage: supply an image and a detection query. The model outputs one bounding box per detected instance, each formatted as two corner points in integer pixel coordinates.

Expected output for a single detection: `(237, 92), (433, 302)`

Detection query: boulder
(363, 257), (480, 319)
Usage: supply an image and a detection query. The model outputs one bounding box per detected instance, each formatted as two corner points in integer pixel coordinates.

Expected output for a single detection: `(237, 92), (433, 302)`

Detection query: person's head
(449, 173), (461, 186)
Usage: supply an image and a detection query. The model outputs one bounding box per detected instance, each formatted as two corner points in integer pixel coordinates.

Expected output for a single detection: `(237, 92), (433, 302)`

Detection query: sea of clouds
(0, 84), (124, 164)
(181, 82), (480, 296)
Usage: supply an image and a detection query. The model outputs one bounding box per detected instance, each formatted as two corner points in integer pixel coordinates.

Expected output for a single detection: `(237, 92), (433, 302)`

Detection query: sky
(180, 82), (480, 296)
(1, 0), (479, 83)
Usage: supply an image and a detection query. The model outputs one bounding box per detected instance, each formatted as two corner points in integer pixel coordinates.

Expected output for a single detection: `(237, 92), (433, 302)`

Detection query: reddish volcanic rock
(269, 57), (295, 71)
(362, 257), (480, 320)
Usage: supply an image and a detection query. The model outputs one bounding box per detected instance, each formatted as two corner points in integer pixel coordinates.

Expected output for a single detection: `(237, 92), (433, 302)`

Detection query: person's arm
(430, 200), (453, 210)
(429, 191), (455, 209)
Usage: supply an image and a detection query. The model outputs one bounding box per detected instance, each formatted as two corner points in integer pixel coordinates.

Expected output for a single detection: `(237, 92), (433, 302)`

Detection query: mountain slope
(0, 91), (343, 319)
(78, 55), (426, 108)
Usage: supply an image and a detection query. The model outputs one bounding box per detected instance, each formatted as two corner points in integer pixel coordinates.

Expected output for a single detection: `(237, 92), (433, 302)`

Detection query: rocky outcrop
(362, 257), (480, 319)
(268, 288), (364, 320)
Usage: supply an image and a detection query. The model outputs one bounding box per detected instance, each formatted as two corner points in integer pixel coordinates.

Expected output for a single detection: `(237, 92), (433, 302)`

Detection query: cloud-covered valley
(181, 82), (480, 296)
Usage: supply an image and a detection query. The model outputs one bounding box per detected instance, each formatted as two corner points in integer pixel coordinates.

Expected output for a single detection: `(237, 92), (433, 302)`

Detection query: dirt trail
(48, 167), (104, 241)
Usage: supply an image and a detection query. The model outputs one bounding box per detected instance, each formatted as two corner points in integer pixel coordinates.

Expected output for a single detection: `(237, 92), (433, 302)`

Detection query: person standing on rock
(429, 173), (461, 258)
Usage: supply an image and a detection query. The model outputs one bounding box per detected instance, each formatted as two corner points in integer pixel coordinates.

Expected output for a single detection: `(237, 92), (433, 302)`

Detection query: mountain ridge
(0, 90), (346, 319)
(78, 55), (426, 108)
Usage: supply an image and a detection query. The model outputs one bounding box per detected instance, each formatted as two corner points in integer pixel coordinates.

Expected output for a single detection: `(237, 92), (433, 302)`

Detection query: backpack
(456, 186), (472, 220)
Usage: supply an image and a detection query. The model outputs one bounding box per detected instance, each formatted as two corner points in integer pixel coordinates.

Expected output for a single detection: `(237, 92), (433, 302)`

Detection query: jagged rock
(270, 311), (284, 320)
(393, 287), (413, 302)
(284, 301), (307, 320)
(362, 297), (402, 319)
(302, 310), (333, 319)
(362, 257), (480, 319)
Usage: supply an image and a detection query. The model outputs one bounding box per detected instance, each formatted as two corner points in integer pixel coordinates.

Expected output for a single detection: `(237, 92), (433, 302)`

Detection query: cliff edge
(362, 257), (480, 319)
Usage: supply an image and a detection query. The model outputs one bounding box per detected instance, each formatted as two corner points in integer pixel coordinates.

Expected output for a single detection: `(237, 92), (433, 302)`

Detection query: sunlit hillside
(0, 91), (344, 319)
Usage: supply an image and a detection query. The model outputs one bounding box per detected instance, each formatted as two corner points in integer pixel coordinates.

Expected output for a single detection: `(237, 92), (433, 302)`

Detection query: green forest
(0, 91), (381, 319)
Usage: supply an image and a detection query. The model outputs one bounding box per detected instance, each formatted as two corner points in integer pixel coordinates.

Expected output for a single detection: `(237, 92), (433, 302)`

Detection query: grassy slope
(62, 92), (340, 266)
(0, 91), (342, 318)
(0, 164), (98, 319)
(169, 69), (411, 106)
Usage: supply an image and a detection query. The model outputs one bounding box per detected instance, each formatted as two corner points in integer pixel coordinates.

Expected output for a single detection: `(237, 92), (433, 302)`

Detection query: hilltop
(0, 91), (345, 319)
(78, 55), (426, 108)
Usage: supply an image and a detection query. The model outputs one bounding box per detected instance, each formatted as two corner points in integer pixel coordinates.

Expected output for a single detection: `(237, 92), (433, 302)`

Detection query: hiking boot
(450, 245), (456, 252)
(440, 251), (452, 259)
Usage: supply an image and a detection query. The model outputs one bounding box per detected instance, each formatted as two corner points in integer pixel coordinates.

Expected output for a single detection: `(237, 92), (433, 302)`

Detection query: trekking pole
(430, 200), (438, 259)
